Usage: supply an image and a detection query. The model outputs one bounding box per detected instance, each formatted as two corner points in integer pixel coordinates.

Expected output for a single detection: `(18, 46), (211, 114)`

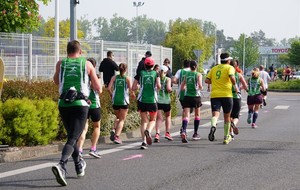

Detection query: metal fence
(0, 32), (172, 81)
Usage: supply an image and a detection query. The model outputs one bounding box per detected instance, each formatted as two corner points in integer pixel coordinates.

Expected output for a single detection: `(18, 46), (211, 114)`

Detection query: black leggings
(59, 106), (89, 163)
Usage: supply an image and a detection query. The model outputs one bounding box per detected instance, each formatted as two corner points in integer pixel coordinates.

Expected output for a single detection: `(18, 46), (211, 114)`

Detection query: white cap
(160, 65), (169, 72)
(221, 57), (233, 61)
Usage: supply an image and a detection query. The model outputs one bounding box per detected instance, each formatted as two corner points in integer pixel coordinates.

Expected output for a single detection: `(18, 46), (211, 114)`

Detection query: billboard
(259, 47), (290, 55)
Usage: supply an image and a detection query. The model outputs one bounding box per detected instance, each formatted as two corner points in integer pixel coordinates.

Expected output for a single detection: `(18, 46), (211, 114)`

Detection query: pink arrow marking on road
(122, 154), (143, 161)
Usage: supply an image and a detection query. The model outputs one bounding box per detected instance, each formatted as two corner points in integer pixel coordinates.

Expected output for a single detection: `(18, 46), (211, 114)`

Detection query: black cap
(145, 51), (152, 57)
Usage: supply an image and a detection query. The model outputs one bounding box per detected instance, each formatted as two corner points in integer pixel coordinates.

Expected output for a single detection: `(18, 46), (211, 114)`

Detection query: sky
(38, 0), (300, 42)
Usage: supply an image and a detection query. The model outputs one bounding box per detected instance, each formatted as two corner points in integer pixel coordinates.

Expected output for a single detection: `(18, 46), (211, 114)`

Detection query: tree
(163, 18), (214, 73)
(107, 14), (131, 42)
(0, 0), (50, 33)
(143, 19), (166, 45)
(42, 17), (84, 38)
(250, 30), (276, 46)
(78, 15), (93, 39)
(93, 17), (110, 40)
(231, 34), (260, 71)
(287, 40), (300, 67)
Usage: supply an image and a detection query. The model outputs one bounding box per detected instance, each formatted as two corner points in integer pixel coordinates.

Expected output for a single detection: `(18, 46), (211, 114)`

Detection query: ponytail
(119, 63), (127, 77)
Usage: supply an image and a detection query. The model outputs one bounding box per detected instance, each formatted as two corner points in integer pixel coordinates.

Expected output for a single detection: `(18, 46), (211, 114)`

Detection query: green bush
(1, 80), (59, 102)
(0, 98), (59, 146)
(269, 79), (300, 90)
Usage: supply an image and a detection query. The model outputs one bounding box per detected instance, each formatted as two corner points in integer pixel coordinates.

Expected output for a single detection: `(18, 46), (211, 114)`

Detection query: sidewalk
(0, 100), (211, 163)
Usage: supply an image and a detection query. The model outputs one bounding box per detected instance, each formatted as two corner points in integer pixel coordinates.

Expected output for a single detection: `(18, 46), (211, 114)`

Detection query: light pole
(55, 0), (59, 62)
(214, 25), (217, 65)
(242, 34), (246, 75)
(133, 2), (144, 45)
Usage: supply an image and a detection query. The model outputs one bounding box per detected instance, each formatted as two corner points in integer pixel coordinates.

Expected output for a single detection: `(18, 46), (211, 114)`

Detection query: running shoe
(247, 113), (252, 124)
(89, 150), (101, 158)
(192, 133), (201, 140)
(208, 126), (216, 141)
(164, 132), (173, 141)
(251, 123), (257, 128)
(181, 132), (188, 143)
(263, 99), (267, 106)
(75, 159), (86, 177)
(144, 130), (152, 145)
(223, 135), (232, 145)
(113, 135), (122, 144)
(231, 122), (239, 135)
(154, 133), (160, 143)
(140, 142), (148, 149)
(110, 129), (115, 142)
(230, 134), (235, 141)
(52, 161), (67, 186)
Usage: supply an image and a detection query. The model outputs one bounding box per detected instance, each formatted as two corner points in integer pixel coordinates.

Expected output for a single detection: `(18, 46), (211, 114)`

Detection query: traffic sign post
(193, 50), (203, 61)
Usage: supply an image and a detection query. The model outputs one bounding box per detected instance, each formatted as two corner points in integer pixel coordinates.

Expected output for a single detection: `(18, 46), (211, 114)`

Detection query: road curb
(0, 108), (211, 163)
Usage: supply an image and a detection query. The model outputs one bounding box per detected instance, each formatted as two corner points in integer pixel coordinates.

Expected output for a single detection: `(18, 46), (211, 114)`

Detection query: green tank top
(248, 77), (261, 96)
(88, 90), (100, 108)
(157, 76), (171, 104)
(58, 57), (90, 107)
(112, 75), (129, 106)
(185, 71), (201, 97)
(137, 70), (158, 103)
(232, 72), (240, 99)
(179, 69), (188, 100)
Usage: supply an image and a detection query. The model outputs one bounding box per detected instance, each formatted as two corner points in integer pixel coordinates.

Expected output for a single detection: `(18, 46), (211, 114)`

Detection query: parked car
(291, 71), (300, 79)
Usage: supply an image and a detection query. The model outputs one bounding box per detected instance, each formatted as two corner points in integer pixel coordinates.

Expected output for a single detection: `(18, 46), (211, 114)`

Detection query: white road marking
(0, 163), (55, 179)
(274, 105), (289, 110)
(0, 120), (223, 179)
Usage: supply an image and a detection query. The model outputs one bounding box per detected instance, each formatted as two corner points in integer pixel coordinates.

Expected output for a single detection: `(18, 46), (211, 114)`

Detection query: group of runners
(52, 41), (269, 186)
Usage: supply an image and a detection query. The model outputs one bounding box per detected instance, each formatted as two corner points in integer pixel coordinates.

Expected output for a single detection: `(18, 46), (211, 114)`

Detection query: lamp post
(214, 25), (217, 65)
(70, 0), (80, 40)
(55, 0), (59, 62)
(242, 34), (246, 75)
(133, 2), (144, 45)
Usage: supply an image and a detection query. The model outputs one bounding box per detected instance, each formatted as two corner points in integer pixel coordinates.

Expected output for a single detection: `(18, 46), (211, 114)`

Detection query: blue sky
(38, 0), (300, 41)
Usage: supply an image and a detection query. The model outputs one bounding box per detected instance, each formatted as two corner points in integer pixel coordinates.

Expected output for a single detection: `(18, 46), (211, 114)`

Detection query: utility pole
(70, 0), (80, 40)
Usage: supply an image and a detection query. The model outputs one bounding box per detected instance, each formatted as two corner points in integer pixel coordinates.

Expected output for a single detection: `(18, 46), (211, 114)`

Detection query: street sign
(193, 50), (203, 59)
(0, 57), (4, 98)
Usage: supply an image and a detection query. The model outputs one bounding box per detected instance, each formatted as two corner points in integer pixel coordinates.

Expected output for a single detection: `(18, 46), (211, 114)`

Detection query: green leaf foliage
(0, 0), (51, 33)
(268, 79), (300, 90)
(287, 40), (300, 67)
(0, 98), (59, 146)
(163, 18), (214, 73)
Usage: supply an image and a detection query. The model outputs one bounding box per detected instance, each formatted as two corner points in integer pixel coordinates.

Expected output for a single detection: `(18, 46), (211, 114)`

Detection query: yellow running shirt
(206, 64), (235, 98)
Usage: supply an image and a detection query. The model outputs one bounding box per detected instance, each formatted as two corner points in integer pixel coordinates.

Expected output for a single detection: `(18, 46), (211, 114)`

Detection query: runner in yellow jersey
(205, 53), (239, 144)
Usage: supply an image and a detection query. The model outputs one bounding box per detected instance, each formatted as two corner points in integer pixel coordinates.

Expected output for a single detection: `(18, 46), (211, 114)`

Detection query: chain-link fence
(0, 32), (172, 81)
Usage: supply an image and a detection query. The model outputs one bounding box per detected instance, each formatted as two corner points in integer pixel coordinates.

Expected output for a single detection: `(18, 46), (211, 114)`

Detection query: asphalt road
(0, 92), (299, 190)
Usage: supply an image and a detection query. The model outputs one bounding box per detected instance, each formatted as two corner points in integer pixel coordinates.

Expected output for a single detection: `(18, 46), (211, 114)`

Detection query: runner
(180, 60), (203, 142)
(229, 60), (248, 140)
(52, 40), (101, 186)
(259, 65), (271, 108)
(154, 65), (173, 143)
(247, 68), (266, 128)
(172, 60), (190, 134)
(108, 63), (133, 144)
(132, 57), (161, 149)
(205, 53), (239, 145)
(77, 58), (102, 159)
